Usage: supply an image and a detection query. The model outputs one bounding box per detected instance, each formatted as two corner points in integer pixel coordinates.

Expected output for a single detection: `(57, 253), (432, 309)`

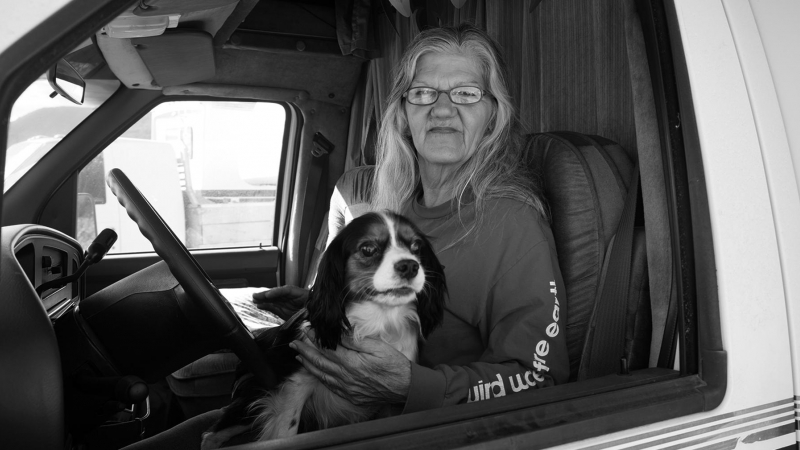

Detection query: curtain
(351, 0), (638, 165)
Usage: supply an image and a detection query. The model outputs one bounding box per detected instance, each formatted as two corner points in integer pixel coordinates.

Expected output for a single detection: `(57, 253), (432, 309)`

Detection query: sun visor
(96, 0), (236, 90)
(97, 29), (215, 89)
(96, 32), (159, 90)
(133, 0), (239, 17)
(132, 30), (216, 87)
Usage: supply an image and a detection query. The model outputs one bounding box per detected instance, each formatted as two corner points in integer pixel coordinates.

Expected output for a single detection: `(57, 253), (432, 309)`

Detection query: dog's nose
(395, 259), (419, 279)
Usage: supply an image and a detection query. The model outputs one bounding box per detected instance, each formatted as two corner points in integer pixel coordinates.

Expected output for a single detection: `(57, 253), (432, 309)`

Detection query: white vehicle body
(549, 0), (800, 448)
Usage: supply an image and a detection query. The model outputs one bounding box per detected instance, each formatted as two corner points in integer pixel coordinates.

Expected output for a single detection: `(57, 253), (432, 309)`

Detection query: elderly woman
(259, 23), (569, 413)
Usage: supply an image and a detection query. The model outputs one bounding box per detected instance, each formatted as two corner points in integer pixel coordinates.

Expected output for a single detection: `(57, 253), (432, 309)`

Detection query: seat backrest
(316, 131), (650, 380)
(525, 132), (644, 381)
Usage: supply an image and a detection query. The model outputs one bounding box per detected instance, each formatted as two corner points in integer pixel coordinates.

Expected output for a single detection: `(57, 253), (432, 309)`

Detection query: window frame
(73, 98), (292, 254)
(26, 94), (290, 252)
(6, 89), (296, 292)
(236, 0), (726, 447)
(649, 0), (726, 394)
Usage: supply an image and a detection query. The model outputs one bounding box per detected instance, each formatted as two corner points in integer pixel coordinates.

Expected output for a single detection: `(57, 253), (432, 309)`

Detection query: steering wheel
(106, 168), (277, 388)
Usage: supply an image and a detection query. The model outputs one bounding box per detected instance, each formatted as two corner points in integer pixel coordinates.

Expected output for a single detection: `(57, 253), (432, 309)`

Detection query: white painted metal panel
(743, 0), (800, 406)
(666, 0), (793, 413)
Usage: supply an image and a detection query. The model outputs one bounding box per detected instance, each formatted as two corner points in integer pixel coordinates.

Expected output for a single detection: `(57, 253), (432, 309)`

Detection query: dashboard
(3, 224), (83, 319)
(0, 224), (77, 448)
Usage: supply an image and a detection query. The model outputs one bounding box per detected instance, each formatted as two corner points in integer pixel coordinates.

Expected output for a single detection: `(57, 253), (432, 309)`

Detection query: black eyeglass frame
(402, 86), (490, 105)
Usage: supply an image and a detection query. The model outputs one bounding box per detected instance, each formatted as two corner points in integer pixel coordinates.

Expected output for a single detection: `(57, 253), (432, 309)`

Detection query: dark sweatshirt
(329, 167), (569, 413)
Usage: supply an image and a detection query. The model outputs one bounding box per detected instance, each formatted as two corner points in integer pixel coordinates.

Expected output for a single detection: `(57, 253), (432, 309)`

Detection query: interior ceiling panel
(238, 0), (338, 40)
(134, 0), (239, 16)
(209, 48), (364, 106)
(96, 0), (366, 104)
(210, 0), (366, 105)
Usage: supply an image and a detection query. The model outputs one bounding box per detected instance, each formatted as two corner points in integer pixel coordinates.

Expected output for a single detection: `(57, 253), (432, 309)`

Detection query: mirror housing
(47, 59), (85, 105)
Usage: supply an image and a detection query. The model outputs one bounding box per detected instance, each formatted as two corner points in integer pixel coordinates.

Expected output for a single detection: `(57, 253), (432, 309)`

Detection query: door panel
(85, 247), (279, 296)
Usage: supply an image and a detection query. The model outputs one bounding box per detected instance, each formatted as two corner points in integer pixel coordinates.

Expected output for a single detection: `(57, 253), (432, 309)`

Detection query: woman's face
(404, 52), (494, 173)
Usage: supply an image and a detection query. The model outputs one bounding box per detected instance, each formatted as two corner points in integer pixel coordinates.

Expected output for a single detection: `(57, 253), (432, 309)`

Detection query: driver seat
(525, 132), (651, 381)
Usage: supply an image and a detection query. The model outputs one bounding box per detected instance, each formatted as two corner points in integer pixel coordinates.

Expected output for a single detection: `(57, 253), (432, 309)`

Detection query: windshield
(4, 45), (119, 192)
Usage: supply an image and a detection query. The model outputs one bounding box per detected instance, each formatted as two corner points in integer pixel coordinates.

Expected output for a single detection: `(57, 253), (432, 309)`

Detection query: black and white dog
(201, 212), (446, 448)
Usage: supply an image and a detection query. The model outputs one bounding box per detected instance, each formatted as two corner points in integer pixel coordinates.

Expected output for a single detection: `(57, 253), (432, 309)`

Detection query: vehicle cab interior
(1, 0), (725, 449)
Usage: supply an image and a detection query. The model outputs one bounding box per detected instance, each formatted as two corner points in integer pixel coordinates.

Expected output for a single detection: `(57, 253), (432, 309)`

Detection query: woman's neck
(418, 163), (459, 207)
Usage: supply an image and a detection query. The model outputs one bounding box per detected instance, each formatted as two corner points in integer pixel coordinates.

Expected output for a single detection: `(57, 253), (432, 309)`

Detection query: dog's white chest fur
(346, 301), (421, 361)
(249, 304), (421, 443)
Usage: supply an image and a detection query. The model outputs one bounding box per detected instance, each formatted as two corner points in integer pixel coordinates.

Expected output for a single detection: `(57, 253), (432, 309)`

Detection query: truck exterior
(0, 0), (798, 449)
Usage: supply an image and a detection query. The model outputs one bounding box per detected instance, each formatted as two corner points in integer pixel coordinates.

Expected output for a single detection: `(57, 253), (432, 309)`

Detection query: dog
(201, 211), (447, 448)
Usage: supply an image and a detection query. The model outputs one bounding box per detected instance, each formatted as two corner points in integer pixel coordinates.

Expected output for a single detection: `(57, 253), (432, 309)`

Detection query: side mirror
(47, 59), (85, 105)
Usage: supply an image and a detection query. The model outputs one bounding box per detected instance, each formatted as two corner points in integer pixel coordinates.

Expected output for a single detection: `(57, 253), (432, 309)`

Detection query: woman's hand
(290, 334), (411, 406)
(252, 286), (309, 321)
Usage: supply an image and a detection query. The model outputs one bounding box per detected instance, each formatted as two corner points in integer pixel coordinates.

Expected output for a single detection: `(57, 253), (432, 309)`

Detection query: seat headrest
(524, 132), (634, 380)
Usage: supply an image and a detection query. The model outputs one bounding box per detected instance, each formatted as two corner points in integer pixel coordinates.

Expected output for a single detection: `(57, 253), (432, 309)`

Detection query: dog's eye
(410, 240), (421, 254)
(360, 245), (377, 257)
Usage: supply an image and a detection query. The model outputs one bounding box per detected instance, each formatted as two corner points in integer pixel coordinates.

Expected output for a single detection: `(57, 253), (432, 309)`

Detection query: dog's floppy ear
(307, 235), (351, 350)
(417, 235), (446, 339)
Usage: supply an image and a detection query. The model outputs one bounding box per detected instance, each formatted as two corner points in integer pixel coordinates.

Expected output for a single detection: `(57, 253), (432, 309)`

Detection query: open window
(74, 100), (286, 253)
(244, 0), (725, 447)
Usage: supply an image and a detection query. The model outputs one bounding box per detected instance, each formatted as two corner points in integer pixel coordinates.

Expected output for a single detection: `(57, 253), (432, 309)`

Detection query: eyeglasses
(403, 86), (488, 105)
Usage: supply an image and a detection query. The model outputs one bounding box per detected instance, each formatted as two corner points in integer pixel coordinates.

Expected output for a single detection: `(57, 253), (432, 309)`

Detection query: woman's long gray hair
(371, 23), (547, 245)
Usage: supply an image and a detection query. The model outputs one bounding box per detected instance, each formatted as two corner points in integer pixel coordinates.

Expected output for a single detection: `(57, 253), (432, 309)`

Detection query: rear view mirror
(47, 58), (85, 105)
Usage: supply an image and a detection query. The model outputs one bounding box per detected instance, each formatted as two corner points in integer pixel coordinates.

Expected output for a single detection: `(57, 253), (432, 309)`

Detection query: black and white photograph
(0, 0), (798, 449)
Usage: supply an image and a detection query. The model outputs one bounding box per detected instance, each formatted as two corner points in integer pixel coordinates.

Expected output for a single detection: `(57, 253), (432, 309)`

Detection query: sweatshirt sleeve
(403, 238), (569, 413)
